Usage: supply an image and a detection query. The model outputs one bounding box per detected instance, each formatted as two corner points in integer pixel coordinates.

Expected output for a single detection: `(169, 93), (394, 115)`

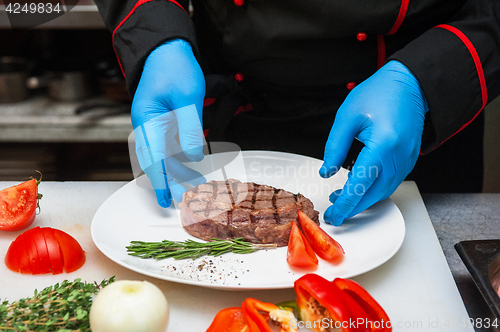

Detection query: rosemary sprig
(127, 237), (277, 260)
(0, 277), (115, 332)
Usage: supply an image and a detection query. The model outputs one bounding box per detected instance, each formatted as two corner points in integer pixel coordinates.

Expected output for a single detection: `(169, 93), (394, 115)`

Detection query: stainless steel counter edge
(0, 95), (132, 142)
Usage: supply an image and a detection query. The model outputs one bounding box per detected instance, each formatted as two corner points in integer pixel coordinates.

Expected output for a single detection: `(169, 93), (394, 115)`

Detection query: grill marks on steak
(181, 179), (319, 247)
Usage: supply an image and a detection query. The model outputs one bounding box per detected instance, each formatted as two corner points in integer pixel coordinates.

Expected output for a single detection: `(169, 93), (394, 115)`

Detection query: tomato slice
(0, 179), (38, 232)
(53, 228), (86, 273)
(5, 230), (33, 273)
(31, 227), (52, 274)
(41, 227), (63, 274)
(4, 235), (22, 273)
(287, 222), (318, 268)
(297, 210), (344, 262)
(17, 232), (34, 273)
(18, 227), (44, 274)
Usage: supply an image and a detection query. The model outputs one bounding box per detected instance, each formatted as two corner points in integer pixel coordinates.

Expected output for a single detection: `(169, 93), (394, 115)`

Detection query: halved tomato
(0, 178), (40, 231)
(26, 228), (43, 274)
(41, 227), (63, 274)
(31, 227), (52, 273)
(5, 230), (34, 274)
(287, 222), (318, 268)
(4, 226), (86, 274)
(52, 228), (86, 273)
(297, 210), (344, 262)
(4, 234), (21, 273)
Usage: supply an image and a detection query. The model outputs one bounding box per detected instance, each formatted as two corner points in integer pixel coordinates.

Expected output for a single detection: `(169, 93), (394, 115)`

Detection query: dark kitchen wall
(0, 29), (115, 67)
(483, 96), (500, 192)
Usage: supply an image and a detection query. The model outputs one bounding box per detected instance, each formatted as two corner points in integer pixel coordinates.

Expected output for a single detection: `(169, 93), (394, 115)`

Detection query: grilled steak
(180, 179), (319, 247)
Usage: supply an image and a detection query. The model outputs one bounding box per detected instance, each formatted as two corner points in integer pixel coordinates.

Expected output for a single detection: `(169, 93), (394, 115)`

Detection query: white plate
(91, 150), (405, 290)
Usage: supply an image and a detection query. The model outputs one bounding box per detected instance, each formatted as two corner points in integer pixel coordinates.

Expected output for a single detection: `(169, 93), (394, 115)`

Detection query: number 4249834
(444, 318), (499, 329)
(6, 2), (62, 14)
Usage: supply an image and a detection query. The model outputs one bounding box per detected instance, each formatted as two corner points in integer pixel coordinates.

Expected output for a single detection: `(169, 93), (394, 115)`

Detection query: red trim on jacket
(203, 97), (216, 107)
(427, 24), (487, 152)
(387, 0), (410, 35)
(436, 24), (487, 109)
(112, 0), (188, 77)
(235, 103), (254, 115)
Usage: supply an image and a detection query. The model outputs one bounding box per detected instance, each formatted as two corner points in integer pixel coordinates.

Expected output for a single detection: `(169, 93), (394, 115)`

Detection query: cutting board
(0, 181), (473, 331)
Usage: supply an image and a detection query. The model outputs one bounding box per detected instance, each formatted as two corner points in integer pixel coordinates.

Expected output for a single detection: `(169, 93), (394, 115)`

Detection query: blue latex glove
(131, 39), (206, 208)
(320, 60), (429, 226)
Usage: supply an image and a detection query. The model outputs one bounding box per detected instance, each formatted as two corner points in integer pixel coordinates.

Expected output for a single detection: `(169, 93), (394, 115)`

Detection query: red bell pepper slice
(287, 221), (318, 268)
(242, 298), (297, 332)
(333, 278), (392, 332)
(242, 298), (274, 332)
(295, 274), (356, 332)
(297, 209), (344, 262)
(206, 307), (249, 332)
(295, 274), (375, 332)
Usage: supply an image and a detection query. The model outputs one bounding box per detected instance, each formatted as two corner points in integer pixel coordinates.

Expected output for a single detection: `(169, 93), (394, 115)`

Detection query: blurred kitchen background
(0, 1), (134, 182)
(0, 1), (499, 192)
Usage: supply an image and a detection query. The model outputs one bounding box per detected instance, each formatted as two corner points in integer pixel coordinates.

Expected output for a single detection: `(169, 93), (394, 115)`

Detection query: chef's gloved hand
(320, 60), (428, 226)
(131, 38), (206, 208)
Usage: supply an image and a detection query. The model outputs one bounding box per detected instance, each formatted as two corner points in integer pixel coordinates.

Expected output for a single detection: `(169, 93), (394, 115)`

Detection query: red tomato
(26, 229), (44, 274)
(4, 234), (21, 273)
(9, 231), (33, 274)
(0, 179), (39, 231)
(52, 228), (86, 273)
(4, 226), (86, 274)
(287, 221), (318, 268)
(32, 227), (52, 273)
(298, 210), (345, 262)
(41, 227), (63, 274)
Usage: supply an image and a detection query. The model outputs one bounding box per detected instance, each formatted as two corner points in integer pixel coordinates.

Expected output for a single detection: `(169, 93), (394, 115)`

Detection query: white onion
(90, 280), (169, 332)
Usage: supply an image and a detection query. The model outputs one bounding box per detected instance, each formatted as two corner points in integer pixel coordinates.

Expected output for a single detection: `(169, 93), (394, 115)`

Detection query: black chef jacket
(94, 0), (500, 192)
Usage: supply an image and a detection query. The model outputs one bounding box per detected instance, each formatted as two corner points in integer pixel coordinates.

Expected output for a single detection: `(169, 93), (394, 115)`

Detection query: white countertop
(0, 181), (474, 331)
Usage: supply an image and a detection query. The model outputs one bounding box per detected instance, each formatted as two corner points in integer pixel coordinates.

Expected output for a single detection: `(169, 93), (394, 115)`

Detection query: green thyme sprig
(127, 237), (277, 260)
(0, 277), (115, 332)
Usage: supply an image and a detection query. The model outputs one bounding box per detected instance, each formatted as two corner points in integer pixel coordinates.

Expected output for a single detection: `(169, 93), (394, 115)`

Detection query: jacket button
(346, 82), (357, 90)
(234, 73), (244, 82)
(234, 0), (244, 6)
(356, 32), (367, 41)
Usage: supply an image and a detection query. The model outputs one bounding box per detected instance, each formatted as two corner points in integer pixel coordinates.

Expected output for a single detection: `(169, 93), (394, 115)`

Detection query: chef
(94, 0), (500, 225)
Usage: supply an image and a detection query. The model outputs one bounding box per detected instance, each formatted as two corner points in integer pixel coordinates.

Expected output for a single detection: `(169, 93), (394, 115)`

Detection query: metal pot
(27, 70), (94, 101)
(0, 57), (31, 103)
(95, 58), (131, 102)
